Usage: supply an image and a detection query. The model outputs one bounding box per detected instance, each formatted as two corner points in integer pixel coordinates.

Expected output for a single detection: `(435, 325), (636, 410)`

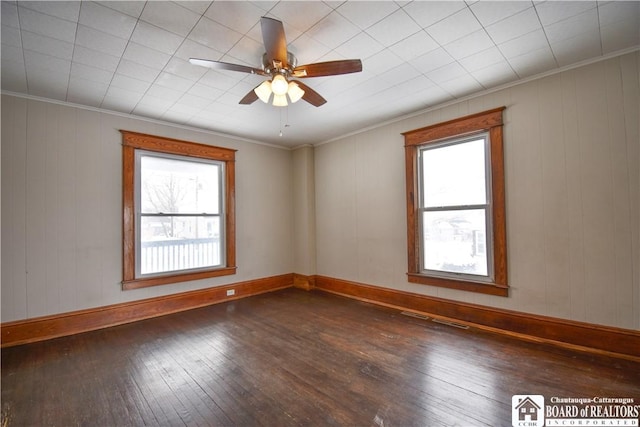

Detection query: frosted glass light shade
(287, 82), (305, 103)
(254, 80), (272, 103)
(272, 93), (288, 107)
(271, 74), (288, 96)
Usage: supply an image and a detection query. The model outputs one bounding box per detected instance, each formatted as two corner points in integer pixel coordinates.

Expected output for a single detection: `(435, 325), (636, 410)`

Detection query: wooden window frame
(403, 107), (508, 297)
(121, 131), (237, 290)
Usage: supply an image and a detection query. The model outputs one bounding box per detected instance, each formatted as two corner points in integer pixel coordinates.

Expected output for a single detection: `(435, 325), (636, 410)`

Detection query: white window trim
(417, 133), (495, 283)
(134, 150), (227, 279)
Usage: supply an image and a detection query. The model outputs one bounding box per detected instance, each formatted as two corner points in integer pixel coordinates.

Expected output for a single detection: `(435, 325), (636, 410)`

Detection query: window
(403, 107), (507, 296)
(419, 135), (491, 277)
(122, 131), (236, 290)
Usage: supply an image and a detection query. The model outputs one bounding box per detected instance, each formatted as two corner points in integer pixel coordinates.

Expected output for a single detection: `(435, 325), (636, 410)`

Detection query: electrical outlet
(226, 289), (235, 296)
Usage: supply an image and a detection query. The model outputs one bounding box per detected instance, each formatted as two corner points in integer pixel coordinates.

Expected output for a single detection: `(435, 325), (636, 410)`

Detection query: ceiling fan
(189, 16), (363, 107)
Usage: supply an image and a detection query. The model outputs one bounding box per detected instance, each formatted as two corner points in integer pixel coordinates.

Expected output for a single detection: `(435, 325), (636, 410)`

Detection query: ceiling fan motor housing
(262, 52), (298, 76)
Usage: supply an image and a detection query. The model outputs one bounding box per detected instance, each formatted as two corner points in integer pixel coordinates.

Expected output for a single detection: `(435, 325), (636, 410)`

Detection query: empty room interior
(1, 1), (639, 425)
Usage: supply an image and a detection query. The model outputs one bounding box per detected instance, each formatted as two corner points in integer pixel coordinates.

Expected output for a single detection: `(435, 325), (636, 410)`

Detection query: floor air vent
(431, 318), (470, 329)
(400, 311), (430, 320)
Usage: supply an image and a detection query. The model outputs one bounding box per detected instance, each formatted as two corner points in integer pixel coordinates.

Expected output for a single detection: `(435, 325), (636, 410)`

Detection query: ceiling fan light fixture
(271, 74), (289, 96)
(287, 81), (305, 103)
(254, 80), (272, 103)
(272, 93), (288, 107)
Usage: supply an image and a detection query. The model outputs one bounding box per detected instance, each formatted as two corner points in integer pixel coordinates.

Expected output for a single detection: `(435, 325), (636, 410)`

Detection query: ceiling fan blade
(293, 81), (327, 107)
(189, 58), (265, 75)
(261, 17), (288, 67)
(292, 59), (362, 78)
(239, 87), (260, 105)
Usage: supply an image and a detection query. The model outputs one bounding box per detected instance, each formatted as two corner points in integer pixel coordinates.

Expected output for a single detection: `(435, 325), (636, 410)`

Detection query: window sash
(135, 150), (226, 278)
(138, 151), (223, 215)
(418, 136), (489, 209)
(417, 135), (494, 281)
(136, 214), (224, 277)
(419, 207), (493, 281)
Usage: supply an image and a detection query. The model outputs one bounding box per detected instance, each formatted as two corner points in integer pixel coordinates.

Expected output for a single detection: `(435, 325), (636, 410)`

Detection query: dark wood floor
(2, 288), (639, 426)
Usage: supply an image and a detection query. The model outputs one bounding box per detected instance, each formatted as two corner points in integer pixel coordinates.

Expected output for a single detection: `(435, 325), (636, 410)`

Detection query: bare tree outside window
(143, 174), (187, 238)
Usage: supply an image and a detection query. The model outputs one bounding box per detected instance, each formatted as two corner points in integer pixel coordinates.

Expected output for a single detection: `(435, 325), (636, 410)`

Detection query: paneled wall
(1, 97), (294, 322)
(292, 146), (316, 276)
(315, 52), (639, 330)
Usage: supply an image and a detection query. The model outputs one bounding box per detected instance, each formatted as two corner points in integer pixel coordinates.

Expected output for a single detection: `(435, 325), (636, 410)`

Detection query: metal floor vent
(431, 318), (470, 329)
(400, 311), (430, 320)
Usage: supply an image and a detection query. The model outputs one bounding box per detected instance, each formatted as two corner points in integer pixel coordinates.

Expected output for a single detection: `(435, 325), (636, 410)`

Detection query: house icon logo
(512, 395), (544, 427)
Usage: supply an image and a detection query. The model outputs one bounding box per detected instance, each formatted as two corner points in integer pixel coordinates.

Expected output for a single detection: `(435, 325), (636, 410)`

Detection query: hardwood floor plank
(2, 288), (639, 426)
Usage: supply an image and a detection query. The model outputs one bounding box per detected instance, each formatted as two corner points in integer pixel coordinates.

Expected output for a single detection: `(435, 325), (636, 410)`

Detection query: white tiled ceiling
(1, 0), (639, 148)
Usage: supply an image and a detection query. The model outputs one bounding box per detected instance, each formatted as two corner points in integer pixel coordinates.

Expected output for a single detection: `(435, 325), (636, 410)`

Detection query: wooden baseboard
(293, 273), (316, 290)
(1, 274), (294, 348)
(313, 275), (640, 360)
(5, 273), (638, 360)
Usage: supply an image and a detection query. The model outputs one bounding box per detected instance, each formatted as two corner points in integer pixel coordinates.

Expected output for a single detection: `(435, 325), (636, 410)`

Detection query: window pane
(140, 216), (221, 275)
(422, 209), (488, 276)
(141, 155), (220, 214)
(421, 138), (486, 207)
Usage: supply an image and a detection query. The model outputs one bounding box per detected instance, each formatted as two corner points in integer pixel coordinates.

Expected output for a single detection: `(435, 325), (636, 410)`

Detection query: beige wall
(292, 146), (316, 276)
(315, 52), (639, 330)
(1, 96), (294, 322)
